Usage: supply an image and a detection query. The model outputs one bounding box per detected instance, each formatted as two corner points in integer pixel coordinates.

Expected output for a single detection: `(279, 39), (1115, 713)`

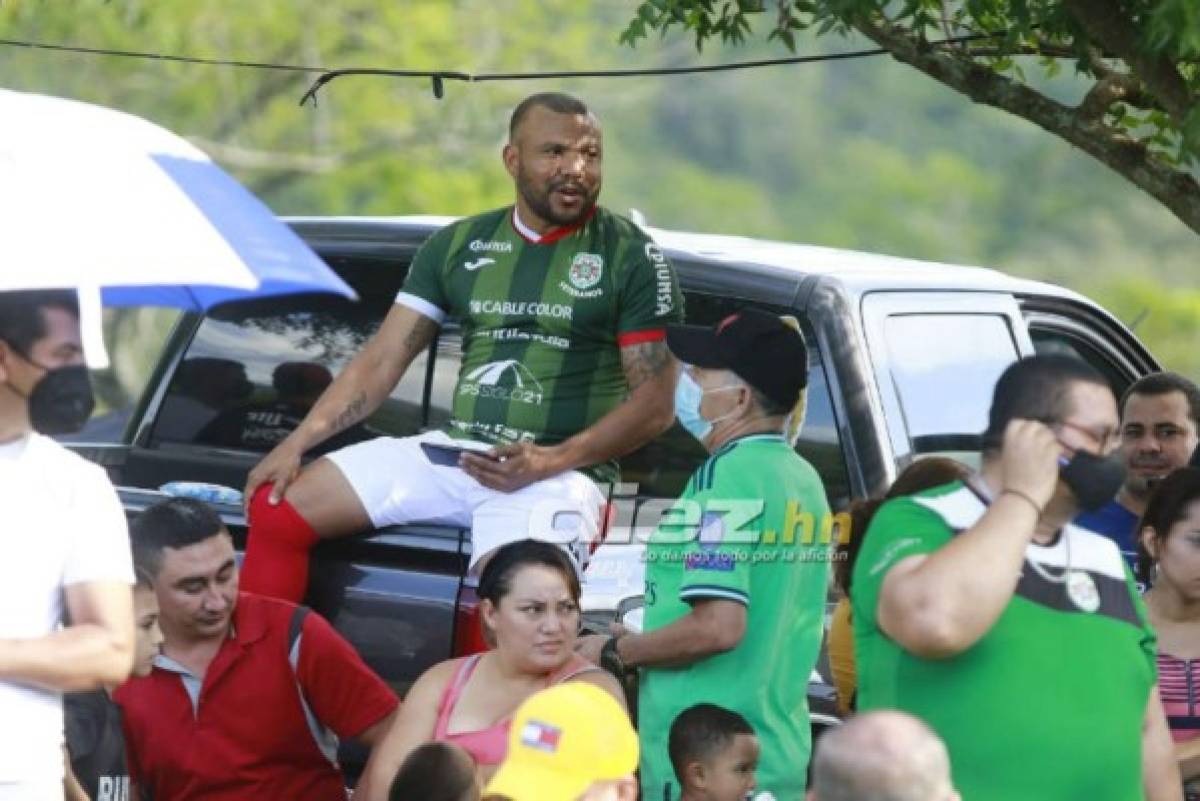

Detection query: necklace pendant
(1066, 570), (1100, 613)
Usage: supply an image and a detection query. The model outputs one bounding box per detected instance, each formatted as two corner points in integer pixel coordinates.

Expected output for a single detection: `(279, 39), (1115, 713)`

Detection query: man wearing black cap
(579, 309), (831, 801)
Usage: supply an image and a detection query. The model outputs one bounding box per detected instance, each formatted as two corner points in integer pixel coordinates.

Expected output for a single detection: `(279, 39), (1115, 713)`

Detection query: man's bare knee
(283, 458), (372, 539)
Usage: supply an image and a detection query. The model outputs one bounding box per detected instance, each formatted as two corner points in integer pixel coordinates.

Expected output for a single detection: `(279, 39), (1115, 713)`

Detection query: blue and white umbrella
(0, 88), (356, 363)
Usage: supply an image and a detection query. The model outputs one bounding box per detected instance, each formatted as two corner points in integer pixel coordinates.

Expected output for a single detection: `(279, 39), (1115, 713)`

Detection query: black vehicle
(68, 215), (1159, 768)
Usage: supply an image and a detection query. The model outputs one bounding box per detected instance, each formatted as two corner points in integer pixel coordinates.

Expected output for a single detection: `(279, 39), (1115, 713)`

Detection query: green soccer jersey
(396, 206), (682, 483)
(852, 481), (1157, 801)
(639, 434), (831, 801)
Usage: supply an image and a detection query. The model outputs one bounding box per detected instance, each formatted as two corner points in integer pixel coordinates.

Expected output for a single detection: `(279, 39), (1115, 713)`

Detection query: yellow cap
(484, 682), (638, 801)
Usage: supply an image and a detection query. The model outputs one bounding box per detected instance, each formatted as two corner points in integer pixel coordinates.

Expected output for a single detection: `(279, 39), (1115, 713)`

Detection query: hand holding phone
(420, 441), (499, 468)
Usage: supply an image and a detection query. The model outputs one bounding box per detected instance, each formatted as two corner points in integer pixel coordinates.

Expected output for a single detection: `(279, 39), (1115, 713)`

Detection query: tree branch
(853, 15), (1200, 236)
(1060, 0), (1193, 125)
(1078, 73), (1146, 121)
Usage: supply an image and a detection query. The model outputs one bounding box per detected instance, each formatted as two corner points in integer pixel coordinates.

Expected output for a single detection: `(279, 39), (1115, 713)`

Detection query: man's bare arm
(0, 581), (134, 692)
(462, 340), (678, 491)
(876, 420), (1060, 658)
(621, 339), (673, 393)
(577, 598), (746, 669)
(286, 305), (438, 450)
(1144, 685), (1185, 801)
(245, 305), (439, 503)
(63, 748), (90, 801)
(555, 339), (677, 466)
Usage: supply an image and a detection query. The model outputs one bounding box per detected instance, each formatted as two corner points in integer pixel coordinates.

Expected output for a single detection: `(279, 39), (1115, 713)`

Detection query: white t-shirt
(0, 433), (134, 787)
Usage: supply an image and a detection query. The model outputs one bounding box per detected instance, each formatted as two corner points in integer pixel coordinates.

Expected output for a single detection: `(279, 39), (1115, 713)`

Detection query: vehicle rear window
(149, 256), (421, 454)
(149, 263), (852, 510)
(1031, 328), (1131, 400)
(617, 292), (851, 509)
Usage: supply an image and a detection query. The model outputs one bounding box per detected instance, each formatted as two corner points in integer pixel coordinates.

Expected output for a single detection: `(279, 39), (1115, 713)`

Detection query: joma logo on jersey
(469, 239), (513, 253)
(460, 360), (545, 405)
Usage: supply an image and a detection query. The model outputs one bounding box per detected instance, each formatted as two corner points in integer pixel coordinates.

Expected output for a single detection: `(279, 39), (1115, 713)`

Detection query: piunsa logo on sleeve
(645, 243), (674, 316)
(459, 359), (545, 405)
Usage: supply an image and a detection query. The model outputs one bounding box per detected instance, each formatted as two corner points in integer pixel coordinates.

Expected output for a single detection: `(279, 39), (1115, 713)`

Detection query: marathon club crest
(568, 252), (603, 290)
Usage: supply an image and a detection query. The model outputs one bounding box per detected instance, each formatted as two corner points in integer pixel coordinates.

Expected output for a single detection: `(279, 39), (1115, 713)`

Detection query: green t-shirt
(396, 206), (683, 482)
(852, 481), (1157, 801)
(639, 434), (832, 801)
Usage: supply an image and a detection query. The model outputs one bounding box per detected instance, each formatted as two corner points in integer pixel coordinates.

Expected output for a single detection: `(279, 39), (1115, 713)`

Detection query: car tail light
(453, 584), (489, 657)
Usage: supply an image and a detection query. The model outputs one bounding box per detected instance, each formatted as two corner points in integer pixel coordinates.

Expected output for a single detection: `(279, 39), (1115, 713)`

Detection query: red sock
(240, 484), (320, 603)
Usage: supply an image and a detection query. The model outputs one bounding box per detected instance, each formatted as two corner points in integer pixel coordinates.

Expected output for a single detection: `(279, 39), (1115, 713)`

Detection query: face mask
(1059, 450), (1127, 512)
(5, 351), (95, 435)
(674, 371), (741, 443)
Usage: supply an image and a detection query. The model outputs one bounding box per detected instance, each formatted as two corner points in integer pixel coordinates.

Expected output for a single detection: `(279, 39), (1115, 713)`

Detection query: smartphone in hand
(419, 442), (498, 468)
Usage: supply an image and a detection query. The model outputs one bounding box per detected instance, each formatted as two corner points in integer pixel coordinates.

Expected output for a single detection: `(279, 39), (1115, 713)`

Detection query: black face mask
(1059, 450), (1127, 512)
(5, 350), (95, 435)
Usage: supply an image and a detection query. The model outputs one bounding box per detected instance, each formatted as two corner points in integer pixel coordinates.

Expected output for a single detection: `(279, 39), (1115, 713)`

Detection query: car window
(153, 267), (852, 508)
(624, 292), (851, 507)
(1031, 327), (1132, 400)
(881, 313), (1020, 458)
(149, 256), (424, 454)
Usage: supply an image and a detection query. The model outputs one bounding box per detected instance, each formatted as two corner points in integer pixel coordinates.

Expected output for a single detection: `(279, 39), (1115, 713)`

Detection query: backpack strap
(287, 605), (340, 766)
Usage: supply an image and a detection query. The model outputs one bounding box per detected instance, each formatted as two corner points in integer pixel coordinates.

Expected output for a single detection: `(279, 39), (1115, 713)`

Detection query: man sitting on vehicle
(116, 497), (399, 801)
(240, 91), (683, 602)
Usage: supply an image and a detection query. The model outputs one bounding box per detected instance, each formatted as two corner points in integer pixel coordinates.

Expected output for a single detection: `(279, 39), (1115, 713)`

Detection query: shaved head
(808, 712), (959, 801)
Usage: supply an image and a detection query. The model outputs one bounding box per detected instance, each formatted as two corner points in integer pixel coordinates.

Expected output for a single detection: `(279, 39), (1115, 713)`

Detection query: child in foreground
(669, 703), (760, 801)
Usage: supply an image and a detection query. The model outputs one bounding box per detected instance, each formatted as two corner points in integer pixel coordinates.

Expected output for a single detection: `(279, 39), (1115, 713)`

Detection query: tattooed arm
(461, 339), (679, 492)
(244, 305), (439, 503)
(558, 338), (677, 461)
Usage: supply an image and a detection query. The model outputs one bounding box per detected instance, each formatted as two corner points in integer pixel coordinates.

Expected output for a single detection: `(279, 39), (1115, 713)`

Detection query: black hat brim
(666, 324), (729, 369)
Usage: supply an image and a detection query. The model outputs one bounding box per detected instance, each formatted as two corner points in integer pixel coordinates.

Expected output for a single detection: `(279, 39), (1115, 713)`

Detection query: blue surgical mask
(675, 371), (741, 443)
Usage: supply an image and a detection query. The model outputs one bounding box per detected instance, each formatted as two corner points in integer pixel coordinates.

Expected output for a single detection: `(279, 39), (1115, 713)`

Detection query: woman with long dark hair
(1138, 467), (1200, 798)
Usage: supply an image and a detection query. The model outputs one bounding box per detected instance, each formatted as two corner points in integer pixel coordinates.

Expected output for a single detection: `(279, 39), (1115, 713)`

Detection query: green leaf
(771, 26), (798, 51)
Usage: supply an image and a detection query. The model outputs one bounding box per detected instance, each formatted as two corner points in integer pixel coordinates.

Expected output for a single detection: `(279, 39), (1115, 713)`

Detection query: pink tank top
(432, 652), (599, 766)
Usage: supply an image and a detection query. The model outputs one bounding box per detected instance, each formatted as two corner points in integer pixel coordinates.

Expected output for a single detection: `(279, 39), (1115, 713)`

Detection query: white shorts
(325, 431), (606, 574)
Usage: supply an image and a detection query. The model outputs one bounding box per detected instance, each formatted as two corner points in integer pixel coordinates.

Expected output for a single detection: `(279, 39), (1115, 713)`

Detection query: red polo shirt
(115, 593), (398, 801)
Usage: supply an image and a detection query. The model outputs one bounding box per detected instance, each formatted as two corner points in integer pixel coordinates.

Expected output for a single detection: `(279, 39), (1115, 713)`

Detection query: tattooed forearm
(620, 340), (673, 393)
(331, 390), (368, 434)
(401, 315), (439, 359)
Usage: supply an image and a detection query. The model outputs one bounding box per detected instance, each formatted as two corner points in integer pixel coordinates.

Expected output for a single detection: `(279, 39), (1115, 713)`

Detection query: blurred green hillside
(2, 0), (1197, 401)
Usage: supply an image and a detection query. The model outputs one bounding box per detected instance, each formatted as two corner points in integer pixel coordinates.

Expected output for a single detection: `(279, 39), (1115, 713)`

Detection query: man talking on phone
(239, 92), (683, 601)
(852, 355), (1180, 801)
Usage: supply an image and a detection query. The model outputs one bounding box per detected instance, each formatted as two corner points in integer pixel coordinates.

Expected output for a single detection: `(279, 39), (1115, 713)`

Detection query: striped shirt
(395, 205), (683, 483)
(1158, 652), (1200, 743)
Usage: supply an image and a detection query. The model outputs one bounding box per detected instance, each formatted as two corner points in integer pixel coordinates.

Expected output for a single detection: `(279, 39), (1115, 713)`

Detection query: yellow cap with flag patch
(483, 682), (638, 801)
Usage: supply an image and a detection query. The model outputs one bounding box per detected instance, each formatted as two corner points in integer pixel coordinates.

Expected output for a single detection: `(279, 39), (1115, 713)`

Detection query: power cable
(0, 30), (1018, 107)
